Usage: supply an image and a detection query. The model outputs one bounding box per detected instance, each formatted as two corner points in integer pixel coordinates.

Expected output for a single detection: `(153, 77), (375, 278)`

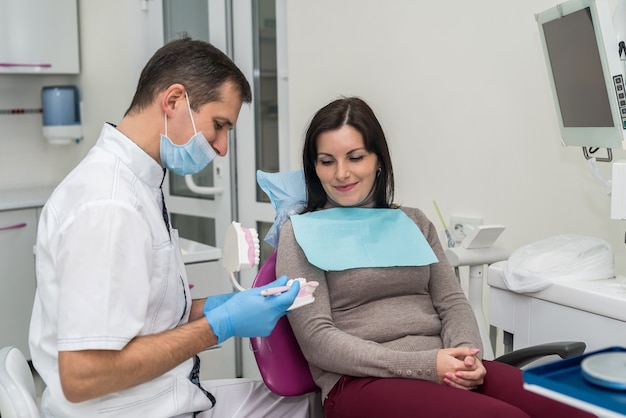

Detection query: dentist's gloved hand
(203, 292), (237, 312)
(204, 275), (300, 344)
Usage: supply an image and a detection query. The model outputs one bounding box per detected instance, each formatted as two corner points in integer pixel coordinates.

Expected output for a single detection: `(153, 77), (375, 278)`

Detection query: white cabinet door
(0, 0), (80, 74)
(187, 261), (237, 380)
(0, 208), (37, 357)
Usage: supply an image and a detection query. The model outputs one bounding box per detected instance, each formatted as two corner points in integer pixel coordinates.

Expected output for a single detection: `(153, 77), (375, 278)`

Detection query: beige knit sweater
(276, 206), (483, 402)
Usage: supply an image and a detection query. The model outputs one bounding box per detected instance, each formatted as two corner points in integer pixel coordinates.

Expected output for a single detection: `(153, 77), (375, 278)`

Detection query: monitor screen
(536, 0), (626, 148)
(543, 8), (613, 128)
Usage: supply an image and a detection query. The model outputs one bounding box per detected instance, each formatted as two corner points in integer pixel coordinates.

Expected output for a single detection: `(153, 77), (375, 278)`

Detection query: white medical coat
(29, 123), (213, 417)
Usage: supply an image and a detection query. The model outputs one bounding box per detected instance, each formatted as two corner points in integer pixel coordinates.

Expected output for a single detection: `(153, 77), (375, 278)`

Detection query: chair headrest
(256, 170), (306, 247)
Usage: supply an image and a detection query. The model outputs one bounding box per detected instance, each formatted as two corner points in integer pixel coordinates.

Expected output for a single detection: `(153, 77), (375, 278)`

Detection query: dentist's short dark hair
(125, 35), (251, 115)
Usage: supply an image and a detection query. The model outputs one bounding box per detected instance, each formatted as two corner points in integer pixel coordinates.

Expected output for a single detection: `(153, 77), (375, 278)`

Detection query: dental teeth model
(222, 221), (318, 309)
(222, 221), (260, 292)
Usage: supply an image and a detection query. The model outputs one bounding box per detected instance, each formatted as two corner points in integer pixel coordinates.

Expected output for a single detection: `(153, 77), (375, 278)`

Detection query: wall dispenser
(41, 85), (82, 145)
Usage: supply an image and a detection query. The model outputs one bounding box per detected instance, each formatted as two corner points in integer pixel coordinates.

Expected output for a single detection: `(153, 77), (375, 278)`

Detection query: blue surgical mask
(160, 92), (217, 175)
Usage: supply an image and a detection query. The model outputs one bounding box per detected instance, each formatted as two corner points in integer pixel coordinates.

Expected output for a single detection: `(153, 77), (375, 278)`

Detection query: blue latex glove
(204, 276), (300, 344)
(203, 292), (237, 312)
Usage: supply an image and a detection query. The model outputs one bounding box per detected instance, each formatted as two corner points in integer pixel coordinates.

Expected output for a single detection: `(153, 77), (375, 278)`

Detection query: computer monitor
(536, 0), (626, 149)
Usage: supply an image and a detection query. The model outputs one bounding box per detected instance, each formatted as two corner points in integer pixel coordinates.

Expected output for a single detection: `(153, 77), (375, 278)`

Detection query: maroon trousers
(323, 360), (596, 418)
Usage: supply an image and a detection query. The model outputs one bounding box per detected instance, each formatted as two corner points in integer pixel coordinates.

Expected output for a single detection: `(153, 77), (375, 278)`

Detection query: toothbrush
(222, 221), (260, 291)
(433, 200), (455, 248)
(261, 278), (319, 310)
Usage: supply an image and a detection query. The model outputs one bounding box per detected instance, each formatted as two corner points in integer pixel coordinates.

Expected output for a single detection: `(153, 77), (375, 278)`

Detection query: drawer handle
(0, 222), (27, 231)
(0, 63), (52, 68)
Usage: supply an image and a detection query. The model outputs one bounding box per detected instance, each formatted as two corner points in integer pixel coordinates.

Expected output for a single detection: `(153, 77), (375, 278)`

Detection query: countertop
(0, 185), (56, 211)
(488, 261), (626, 322)
(180, 237), (221, 263)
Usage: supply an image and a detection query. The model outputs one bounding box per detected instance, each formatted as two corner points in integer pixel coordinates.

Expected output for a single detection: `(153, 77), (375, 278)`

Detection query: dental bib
(290, 207), (438, 271)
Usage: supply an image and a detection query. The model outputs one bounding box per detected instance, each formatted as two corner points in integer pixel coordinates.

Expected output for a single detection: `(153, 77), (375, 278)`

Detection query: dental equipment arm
(494, 341), (586, 368)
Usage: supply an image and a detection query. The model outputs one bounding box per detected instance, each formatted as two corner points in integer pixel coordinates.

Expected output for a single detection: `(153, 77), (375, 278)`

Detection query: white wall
(0, 74), (83, 188)
(78, 0), (163, 144)
(0, 0), (162, 190)
(286, 0), (626, 274)
(2, 0), (625, 275)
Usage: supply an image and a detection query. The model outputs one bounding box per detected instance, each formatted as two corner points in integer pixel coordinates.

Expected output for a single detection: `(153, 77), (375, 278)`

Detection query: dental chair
(0, 346), (39, 418)
(250, 249), (586, 417)
(251, 249), (323, 418)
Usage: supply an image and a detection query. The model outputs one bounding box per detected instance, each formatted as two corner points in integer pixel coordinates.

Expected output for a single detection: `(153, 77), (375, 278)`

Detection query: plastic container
(41, 85), (82, 145)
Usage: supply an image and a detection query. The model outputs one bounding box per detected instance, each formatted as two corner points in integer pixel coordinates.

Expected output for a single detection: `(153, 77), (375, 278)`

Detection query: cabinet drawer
(187, 260), (233, 299)
(0, 208), (38, 357)
(186, 260), (237, 379)
(198, 339), (236, 380)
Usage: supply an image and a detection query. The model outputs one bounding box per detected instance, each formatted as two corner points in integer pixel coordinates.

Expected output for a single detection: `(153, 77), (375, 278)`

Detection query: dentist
(29, 37), (308, 417)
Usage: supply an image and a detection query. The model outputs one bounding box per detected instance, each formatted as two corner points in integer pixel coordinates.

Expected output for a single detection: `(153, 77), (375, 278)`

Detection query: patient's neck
(324, 191), (376, 209)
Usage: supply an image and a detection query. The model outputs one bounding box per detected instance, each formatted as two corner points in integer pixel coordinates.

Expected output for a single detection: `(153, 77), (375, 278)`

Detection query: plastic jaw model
(222, 221), (319, 309)
(222, 221), (260, 291)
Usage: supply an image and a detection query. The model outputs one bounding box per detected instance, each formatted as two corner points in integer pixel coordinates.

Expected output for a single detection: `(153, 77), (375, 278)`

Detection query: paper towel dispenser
(41, 85), (82, 145)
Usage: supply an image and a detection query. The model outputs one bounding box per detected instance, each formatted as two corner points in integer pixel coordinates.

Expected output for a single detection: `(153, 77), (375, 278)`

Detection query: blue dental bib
(290, 207), (438, 271)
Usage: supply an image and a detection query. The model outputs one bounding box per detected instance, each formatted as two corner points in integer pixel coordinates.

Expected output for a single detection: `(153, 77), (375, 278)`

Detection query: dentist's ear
(161, 83), (186, 115)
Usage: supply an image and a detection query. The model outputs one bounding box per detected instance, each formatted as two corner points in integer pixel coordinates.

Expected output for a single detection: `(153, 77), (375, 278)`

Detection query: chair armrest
(494, 341), (586, 368)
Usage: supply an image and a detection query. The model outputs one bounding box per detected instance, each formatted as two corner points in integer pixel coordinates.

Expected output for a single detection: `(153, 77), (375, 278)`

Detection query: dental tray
(523, 346), (626, 415)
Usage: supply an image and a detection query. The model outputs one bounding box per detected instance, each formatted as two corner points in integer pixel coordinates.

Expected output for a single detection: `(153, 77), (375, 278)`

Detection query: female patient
(276, 97), (595, 418)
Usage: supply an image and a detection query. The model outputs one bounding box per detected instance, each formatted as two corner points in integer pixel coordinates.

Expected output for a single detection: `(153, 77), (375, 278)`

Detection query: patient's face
(315, 125), (379, 207)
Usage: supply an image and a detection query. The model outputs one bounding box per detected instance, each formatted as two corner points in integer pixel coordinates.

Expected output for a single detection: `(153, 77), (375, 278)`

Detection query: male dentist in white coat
(29, 36), (309, 418)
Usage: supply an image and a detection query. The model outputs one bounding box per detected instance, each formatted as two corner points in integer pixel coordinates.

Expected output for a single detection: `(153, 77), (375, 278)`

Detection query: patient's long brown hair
(302, 96), (395, 212)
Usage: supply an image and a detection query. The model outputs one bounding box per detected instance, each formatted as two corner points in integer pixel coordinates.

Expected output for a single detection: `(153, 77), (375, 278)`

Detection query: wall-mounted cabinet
(0, 0), (80, 74)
